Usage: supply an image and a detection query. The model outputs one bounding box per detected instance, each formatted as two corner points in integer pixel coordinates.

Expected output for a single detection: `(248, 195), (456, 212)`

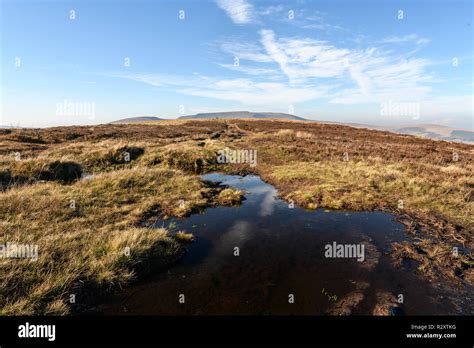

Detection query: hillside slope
(178, 111), (306, 121)
(110, 116), (162, 124)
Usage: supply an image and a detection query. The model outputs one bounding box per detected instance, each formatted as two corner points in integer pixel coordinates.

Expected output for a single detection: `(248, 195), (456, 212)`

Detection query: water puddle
(95, 174), (469, 315)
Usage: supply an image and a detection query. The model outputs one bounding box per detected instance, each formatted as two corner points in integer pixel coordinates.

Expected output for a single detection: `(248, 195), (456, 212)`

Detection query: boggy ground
(0, 119), (472, 314)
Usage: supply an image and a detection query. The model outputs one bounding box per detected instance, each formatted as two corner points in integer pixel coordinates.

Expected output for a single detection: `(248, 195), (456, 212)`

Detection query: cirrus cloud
(216, 0), (255, 24)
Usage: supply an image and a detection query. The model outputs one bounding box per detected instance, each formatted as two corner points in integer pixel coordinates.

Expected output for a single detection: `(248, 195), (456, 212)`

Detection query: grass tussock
(1, 159), (82, 189)
(216, 188), (245, 206)
(295, 131), (314, 139)
(174, 231), (195, 243)
(159, 142), (223, 174)
(80, 145), (144, 172)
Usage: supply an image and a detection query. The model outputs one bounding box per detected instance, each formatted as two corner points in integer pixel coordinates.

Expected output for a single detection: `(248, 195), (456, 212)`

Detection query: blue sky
(1, 0), (473, 128)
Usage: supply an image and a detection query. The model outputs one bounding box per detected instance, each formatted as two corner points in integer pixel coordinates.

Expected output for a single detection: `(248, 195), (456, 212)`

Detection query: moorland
(0, 119), (472, 314)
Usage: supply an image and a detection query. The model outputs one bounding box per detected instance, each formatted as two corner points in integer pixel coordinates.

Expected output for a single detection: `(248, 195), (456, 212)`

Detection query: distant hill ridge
(319, 121), (473, 143)
(110, 116), (162, 124)
(108, 114), (472, 144)
(110, 112), (306, 123)
(178, 111), (306, 121)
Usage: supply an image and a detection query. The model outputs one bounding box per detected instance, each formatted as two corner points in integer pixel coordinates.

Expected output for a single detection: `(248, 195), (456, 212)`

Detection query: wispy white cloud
(256, 30), (434, 103)
(114, 28), (436, 107)
(259, 29), (351, 81)
(112, 22), (470, 124)
(258, 5), (285, 16)
(116, 72), (333, 106)
(287, 9), (345, 32)
(219, 2), (343, 32)
(300, 13), (345, 32)
(330, 57), (434, 104)
(215, 0), (255, 24)
(380, 34), (430, 45)
(180, 79), (331, 106)
(219, 41), (272, 62)
(217, 63), (278, 76)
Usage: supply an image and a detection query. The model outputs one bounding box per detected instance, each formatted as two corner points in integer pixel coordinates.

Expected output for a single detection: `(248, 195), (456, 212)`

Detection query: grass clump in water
(217, 188), (244, 206)
(175, 231), (195, 243)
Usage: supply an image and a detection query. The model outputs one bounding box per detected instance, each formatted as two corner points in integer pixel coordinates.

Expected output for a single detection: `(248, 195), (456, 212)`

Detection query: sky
(0, 0), (473, 128)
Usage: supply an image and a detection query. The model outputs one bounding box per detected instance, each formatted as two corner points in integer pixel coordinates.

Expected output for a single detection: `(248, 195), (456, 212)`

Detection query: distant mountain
(110, 116), (162, 124)
(451, 130), (474, 142)
(109, 114), (472, 144)
(386, 124), (473, 143)
(178, 111), (306, 121)
(318, 121), (473, 143)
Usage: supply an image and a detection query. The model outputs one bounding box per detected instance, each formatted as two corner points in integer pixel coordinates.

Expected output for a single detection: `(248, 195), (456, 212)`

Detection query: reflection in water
(95, 174), (471, 315)
(259, 190), (276, 217)
(217, 220), (253, 254)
